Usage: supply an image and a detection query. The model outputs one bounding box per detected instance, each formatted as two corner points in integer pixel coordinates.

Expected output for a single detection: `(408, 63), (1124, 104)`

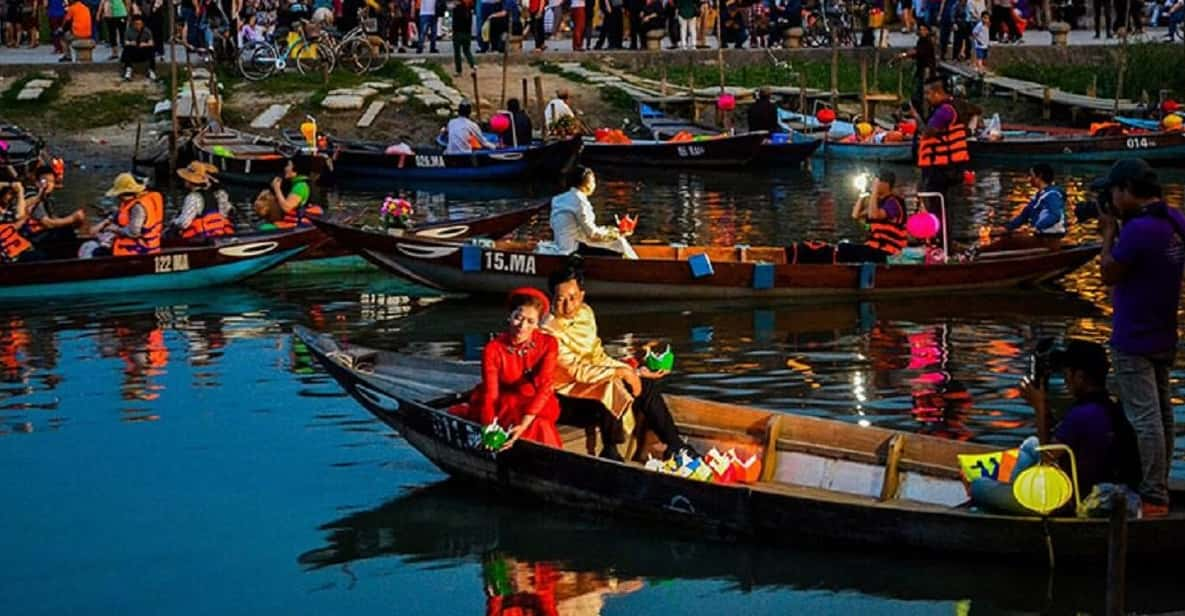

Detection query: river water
(2, 160), (1184, 615)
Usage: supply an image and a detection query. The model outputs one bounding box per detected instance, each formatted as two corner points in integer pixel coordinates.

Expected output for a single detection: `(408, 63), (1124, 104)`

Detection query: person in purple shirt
(970, 339), (1141, 515)
(1096, 158), (1185, 517)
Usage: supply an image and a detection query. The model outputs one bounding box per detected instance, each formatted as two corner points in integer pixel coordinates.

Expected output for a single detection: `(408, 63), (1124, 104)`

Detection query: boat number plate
(415, 155), (445, 168)
(484, 251), (537, 275)
(1126, 137), (1155, 149)
(676, 145), (706, 158)
(154, 254), (190, 274)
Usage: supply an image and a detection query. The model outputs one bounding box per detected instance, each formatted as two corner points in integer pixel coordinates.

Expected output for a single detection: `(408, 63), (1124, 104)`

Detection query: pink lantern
(963, 170), (976, 185)
(490, 113), (511, 133)
(906, 212), (941, 240)
(716, 93), (736, 111)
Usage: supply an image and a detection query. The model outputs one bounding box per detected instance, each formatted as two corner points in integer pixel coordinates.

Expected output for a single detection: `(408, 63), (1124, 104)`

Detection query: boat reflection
(300, 482), (1185, 615)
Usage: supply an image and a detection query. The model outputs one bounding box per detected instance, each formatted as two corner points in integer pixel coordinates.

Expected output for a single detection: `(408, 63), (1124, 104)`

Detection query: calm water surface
(3, 161), (1185, 615)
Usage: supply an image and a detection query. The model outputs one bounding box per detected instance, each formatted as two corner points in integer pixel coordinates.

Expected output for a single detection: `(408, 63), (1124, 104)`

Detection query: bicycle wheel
(294, 40), (336, 75)
(238, 42), (278, 81)
(366, 40), (390, 73)
(339, 37), (377, 74)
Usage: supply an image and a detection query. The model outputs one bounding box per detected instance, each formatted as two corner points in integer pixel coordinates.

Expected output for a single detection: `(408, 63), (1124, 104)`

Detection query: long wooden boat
(1, 228), (315, 300)
(790, 131), (914, 163)
(638, 105), (821, 167)
(266, 201), (549, 275)
(969, 129), (1185, 165)
(300, 133), (582, 183)
(0, 121), (45, 180)
(580, 132), (766, 168)
(312, 220), (1100, 300)
(189, 128), (311, 185)
(297, 328), (1185, 564)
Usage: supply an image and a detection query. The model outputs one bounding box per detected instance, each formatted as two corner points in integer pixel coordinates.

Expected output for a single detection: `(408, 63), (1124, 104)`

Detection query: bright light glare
(852, 173), (870, 192)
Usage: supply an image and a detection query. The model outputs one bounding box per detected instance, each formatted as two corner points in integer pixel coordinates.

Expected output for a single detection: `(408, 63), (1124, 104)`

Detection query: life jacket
(180, 198), (235, 240)
(275, 203), (324, 230)
(0, 223), (33, 263)
(865, 195), (908, 255)
(917, 101), (970, 168)
(112, 191), (164, 257)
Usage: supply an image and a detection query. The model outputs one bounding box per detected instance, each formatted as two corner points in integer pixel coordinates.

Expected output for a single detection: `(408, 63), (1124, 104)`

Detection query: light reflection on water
(2, 162), (1185, 614)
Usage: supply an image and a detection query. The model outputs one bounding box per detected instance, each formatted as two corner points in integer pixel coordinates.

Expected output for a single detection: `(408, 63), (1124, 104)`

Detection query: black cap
(1050, 339), (1109, 378)
(1089, 158), (1157, 191)
(877, 168), (896, 187)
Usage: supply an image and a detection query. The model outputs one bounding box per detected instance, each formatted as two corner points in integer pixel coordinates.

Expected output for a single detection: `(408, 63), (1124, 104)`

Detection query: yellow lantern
(1163, 114), (1183, 131)
(300, 118), (318, 148)
(856, 122), (874, 139)
(1011, 444), (1081, 516)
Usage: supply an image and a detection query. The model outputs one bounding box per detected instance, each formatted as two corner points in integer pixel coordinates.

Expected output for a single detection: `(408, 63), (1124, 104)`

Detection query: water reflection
(300, 482), (1185, 615)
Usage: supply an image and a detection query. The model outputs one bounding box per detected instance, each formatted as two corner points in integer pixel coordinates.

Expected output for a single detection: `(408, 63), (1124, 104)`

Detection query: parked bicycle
(236, 19), (336, 81)
(326, 9), (393, 74)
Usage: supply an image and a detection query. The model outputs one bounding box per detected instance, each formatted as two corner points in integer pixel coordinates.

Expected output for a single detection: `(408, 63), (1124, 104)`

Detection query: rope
(1043, 518), (1056, 570)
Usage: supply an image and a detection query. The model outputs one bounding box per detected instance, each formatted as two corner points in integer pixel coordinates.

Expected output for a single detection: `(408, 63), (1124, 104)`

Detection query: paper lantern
(1012, 464), (1074, 515)
(855, 122), (873, 138)
(1163, 99), (1181, 113)
(1163, 114), (1183, 130)
(816, 108), (837, 124)
(898, 120), (917, 136)
(490, 113), (511, 133)
(299, 119), (317, 148)
(644, 345), (675, 372)
(906, 212), (941, 240)
(963, 170), (977, 185)
(716, 93), (736, 111)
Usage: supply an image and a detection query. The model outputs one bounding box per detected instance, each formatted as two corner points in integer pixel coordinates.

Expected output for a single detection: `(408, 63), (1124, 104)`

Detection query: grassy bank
(2, 73), (153, 131)
(997, 42), (1185, 100)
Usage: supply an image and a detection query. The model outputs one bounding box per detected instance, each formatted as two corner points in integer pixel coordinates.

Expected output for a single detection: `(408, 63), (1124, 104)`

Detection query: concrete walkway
(0, 26), (1175, 67)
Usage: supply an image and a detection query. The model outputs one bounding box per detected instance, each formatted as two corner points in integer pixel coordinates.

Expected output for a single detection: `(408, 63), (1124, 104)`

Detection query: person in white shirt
(544, 88), (576, 134)
(445, 101), (496, 154)
(550, 167), (638, 258)
(417, 0), (439, 53)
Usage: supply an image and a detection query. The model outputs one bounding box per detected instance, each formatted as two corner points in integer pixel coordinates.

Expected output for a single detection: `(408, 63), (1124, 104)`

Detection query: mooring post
(472, 70), (482, 121)
(533, 75), (545, 130)
(1105, 491), (1128, 615)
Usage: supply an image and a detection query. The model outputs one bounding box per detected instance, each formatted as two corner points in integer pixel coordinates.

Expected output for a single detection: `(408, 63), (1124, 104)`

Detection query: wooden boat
(1, 228), (315, 301)
(790, 131), (914, 163)
(0, 122), (45, 180)
(297, 327), (1185, 564)
(312, 219), (1100, 300)
(637, 104), (821, 167)
(969, 128), (1185, 165)
(267, 201), (550, 275)
(293, 131), (582, 182)
(580, 130), (766, 168)
(189, 128), (312, 185)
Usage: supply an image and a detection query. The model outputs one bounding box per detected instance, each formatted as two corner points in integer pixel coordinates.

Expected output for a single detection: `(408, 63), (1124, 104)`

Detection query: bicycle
(327, 9), (393, 74)
(236, 20), (336, 81)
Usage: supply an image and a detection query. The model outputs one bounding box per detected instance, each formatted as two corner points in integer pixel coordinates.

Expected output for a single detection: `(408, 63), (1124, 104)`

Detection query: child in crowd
(972, 10), (989, 72)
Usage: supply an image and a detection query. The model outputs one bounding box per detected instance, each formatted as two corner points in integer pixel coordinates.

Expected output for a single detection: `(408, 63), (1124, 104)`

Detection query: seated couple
(454, 263), (694, 460)
(968, 340), (1142, 516)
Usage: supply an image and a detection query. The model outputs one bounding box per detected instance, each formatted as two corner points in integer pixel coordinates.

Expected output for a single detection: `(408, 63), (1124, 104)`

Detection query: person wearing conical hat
(171, 161), (234, 241)
(81, 173), (164, 257)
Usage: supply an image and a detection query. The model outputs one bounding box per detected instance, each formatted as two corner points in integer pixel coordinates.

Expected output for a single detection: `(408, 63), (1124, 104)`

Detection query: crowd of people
(2, 0), (1181, 71)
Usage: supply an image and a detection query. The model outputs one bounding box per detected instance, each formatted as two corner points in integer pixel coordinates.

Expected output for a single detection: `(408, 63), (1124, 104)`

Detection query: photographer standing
(1095, 158), (1185, 518)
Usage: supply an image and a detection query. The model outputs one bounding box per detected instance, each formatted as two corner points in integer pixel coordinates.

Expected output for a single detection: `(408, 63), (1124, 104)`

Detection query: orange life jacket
(917, 102), (970, 168)
(865, 195), (908, 255)
(112, 191), (164, 256)
(0, 223), (33, 263)
(20, 215), (45, 238)
(274, 203), (324, 230)
(180, 200), (235, 240)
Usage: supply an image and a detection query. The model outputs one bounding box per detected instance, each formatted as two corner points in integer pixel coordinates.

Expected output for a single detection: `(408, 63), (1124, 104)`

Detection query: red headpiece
(507, 287), (551, 317)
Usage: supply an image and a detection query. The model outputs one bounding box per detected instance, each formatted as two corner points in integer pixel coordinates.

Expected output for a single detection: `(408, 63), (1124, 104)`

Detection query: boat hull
(1, 229), (315, 300)
(580, 132), (766, 168)
(969, 131), (1185, 164)
(320, 137), (581, 182)
(755, 138), (822, 167)
(315, 220), (1099, 300)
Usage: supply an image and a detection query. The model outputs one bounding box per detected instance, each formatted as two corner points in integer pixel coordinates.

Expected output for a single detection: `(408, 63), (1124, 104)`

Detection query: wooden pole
(798, 70), (806, 114)
(1105, 491), (1128, 615)
(500, 36), (510, 107)
(533, 75), (545, 132)
(184, 48), (200, 127)
(1088, 75), (1098, 99)
(896, 63), (903, 101)
(521, 78), (529, 110)
(689, 57), (699, 122)
(661, 64), (668, 96)
(1114, 32), (1128, 114)
(132, 121), (143, 168)
(1042, 87), (1052, 121)
(715, 0), (725, 90)
(860, 55), (869, 120)
(472, 71), (483, 121)
(830, 41), (839, 109)
(168, 0), (178, 176)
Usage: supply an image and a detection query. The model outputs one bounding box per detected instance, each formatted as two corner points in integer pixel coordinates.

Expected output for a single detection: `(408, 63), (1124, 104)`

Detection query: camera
(1074, 186), (1115, 221)
(1028, 337), (1057, 390)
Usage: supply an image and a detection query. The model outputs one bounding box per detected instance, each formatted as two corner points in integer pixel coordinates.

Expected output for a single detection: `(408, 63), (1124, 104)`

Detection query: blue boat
(302, 133), (582, 183)
(968, 128), (1185, 165)
(1, 229), (315, 301)
(636, 104), (820, 168)
(789, 131), (914, 163)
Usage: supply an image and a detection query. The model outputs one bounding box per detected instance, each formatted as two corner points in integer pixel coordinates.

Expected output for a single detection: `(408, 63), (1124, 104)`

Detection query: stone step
(250, 104), (291, 129)
(357, 101), (386, 128)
